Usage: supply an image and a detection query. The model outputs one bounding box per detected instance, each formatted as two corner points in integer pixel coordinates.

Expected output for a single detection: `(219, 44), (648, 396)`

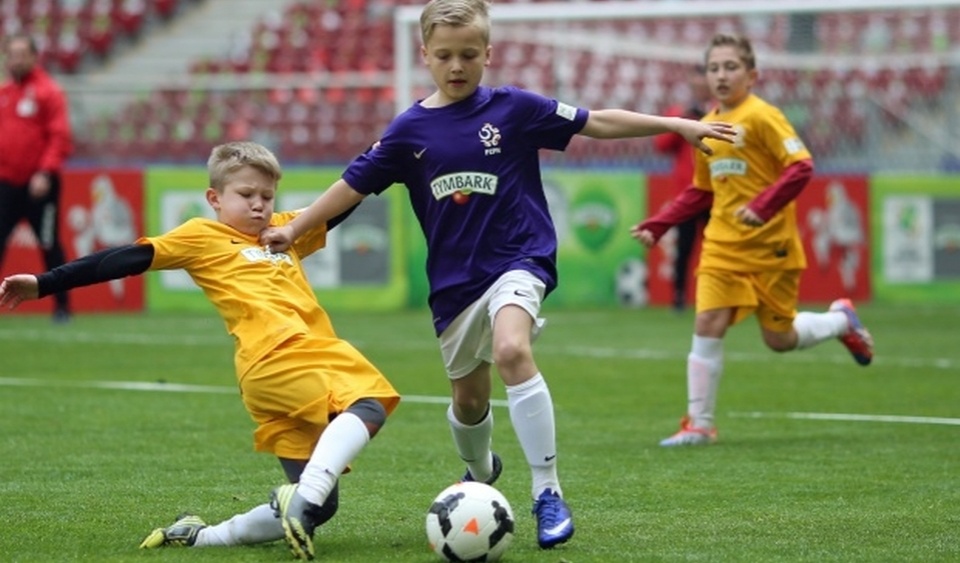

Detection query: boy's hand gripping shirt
(144, 212), (330, 376)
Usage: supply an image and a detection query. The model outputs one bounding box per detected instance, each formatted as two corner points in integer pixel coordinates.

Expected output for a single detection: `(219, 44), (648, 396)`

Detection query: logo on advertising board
(883, 196), (933, 283)
(805, 181), (865, 291)
(0, 170), (144, 313)
(570, 189), (617, 252)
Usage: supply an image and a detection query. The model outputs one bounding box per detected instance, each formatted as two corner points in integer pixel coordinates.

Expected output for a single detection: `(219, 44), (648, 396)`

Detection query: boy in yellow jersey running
(0, 142), (400, 560)
(632, 34), (874, 447)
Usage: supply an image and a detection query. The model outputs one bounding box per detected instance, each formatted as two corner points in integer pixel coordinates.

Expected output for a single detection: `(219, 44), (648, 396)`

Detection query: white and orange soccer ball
(425, 481), (515, 562)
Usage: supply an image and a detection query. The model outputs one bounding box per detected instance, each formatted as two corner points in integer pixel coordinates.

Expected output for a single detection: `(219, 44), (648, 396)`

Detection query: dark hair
(3, 32), (39, 54)
(705, 33), (756, 70)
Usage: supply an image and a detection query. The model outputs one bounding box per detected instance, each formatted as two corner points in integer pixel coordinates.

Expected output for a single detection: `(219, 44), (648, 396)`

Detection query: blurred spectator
(0, 32), (74, 322)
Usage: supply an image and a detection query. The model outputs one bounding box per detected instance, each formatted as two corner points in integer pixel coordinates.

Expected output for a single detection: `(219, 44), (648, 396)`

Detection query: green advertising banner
(144, 167), (408, 312)
(872, 175), (960, 304)
(406, 170), (647, 309)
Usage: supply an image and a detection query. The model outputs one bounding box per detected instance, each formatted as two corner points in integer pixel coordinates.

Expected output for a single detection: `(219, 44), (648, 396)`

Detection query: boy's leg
(139, 461), (344, 549)
(792, 300), (873, 365)
(661, 270), (743, 447)
(235, 336), (399, 560)
(447, 397), (499, 484)
(660, 329), (726, 447)
(758, 269), (873, 365)
(488, 272), (573, 549)
(440, 297), (498, 483)
(154, 504), (281, 547)
(274, 399), (387, 560)
(494, 306), (559, 497)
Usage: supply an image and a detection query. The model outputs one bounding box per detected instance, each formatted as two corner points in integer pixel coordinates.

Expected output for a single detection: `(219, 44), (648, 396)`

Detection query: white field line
(730, 411), (960, 426)
(0, 328), (956, 370)
(0, 376), (511, 407)
(0, 376), (954, 425)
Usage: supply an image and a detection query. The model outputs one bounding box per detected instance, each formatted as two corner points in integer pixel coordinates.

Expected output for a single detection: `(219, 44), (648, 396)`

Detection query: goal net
(394, 0), (960, 172)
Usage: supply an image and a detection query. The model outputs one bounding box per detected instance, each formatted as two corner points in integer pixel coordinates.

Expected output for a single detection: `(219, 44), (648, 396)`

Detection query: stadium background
(1, 0), (958, 314)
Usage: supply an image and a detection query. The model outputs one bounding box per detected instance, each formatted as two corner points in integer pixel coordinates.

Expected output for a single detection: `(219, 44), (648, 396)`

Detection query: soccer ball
(425, 481), (515, 562)
(615, 258), (649, 307)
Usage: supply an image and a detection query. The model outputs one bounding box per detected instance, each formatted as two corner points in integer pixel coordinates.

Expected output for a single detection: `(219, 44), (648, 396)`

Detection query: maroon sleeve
(636, 185), (713, 242)
(746, 159), (814, 221)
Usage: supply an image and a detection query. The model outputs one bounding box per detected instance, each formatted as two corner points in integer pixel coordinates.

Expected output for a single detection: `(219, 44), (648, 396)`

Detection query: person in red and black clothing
(0, 32), (73, 322)
(653, 64), (713, 311)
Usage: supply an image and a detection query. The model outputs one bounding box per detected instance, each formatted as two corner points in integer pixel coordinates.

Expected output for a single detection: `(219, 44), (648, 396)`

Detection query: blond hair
(420, 0), (491, 45)
(207, 142), (282, 190)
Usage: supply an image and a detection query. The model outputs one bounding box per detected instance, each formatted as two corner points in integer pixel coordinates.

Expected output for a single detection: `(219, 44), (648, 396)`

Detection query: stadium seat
(71, 0), (958, 166)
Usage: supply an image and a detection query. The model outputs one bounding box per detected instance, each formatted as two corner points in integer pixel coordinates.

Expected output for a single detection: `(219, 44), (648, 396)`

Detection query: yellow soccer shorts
(238, 334), (400, 460)
(695, 267), (801, 332)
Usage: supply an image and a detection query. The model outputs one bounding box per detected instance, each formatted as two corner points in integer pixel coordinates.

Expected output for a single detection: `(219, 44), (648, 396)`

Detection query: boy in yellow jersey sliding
(633, 34), (874, 447)
(0, 141), (400, 560)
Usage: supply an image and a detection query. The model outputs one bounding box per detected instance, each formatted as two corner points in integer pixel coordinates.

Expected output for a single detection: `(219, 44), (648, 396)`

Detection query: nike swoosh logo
(230, 240), (244, 244)
(414, 148), (427, 159)
(513, 290), (530, 298)
(544, 454), (556, 462)
(543, 517), (572, 536)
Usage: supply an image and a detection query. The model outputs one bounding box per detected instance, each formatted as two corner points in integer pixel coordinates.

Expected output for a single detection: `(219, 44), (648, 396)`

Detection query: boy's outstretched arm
(0, 244), (154, 310)
(579, 110), (735, 155)
(261, 179), (366, 252)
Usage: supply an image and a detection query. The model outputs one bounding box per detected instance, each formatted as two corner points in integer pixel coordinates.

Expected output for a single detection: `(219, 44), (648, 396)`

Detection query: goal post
(394, 0), (960, 171)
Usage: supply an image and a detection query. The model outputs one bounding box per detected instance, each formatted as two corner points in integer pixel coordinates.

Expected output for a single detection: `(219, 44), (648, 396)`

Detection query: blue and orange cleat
(829, 298), (874, 366)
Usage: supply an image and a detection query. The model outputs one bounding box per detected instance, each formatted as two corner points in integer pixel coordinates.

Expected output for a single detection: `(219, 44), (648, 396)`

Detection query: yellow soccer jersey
(140, 212), (331, 377)
(694, 94), (812, 271)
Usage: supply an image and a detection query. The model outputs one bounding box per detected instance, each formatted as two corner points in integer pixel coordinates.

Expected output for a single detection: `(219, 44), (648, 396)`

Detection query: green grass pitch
(0, 303), (957, 562)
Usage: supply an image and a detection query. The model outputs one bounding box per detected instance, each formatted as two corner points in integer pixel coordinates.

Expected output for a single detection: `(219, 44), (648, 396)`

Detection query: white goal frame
(393, 0), (960, 113)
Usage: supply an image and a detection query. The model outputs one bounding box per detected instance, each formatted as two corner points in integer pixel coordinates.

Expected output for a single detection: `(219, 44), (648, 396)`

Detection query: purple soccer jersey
(343, 86), (589, 334)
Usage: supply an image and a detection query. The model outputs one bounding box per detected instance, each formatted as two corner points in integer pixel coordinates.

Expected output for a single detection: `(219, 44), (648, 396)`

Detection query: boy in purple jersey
(261, 0), (734, 550)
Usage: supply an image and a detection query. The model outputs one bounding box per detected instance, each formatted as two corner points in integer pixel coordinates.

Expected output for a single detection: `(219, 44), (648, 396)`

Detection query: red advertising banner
(645, 174), (871, 307)
(0, 169), (145, 314)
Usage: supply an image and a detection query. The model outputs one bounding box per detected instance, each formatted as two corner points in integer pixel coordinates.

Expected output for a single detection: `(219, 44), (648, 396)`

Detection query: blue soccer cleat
(532, 488), (574, 549)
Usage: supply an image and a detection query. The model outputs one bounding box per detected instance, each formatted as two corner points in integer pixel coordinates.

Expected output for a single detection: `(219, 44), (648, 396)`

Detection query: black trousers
(673, 211), (710, 308)
(0, 175), (70, 312)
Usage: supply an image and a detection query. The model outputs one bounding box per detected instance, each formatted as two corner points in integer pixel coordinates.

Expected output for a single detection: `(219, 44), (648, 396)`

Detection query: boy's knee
(492, 339), (531, 369)
(346, 398), (387, 428)
(762, 332), (796, 352)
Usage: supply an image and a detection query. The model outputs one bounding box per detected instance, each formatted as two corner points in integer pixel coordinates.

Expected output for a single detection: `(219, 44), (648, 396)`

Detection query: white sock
(194, 503), (281, 546)
(793, 311), (848, 350)
(688, 335), (723, 429)
(297, 412), (369, 506)
(506, 373), (561, 498)
(447, 404), (495, 481)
